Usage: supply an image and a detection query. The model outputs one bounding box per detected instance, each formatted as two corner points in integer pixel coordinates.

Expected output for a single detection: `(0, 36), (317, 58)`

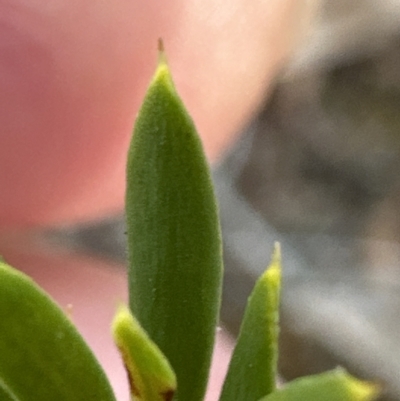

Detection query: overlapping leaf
(220, 243), (281, 401)
(113, 305), (176, 401)
(0, 260), (116, 401)
(258, 369), (379, 401)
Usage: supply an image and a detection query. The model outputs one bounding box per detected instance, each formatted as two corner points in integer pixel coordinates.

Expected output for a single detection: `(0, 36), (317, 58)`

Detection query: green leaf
(0, 260), (116, 401)
(126, 42), (223, 401)
(0, 380), (19, 401)
(219, 243), (281, 401)
(112, 304), (176, 401)
(258, 369), (380, 401)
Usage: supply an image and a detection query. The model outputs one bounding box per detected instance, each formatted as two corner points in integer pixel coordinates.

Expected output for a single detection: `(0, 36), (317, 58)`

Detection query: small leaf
(219, 243), (281, 401)
(126, 41), (223, 401)
(0, 260), (116, 401)
(112, 304), (177, 401)
(258, 369), (380, 401)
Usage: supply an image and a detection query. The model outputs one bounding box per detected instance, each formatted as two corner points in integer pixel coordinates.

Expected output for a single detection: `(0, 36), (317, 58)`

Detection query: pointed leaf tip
(264, 242), (281, 289)
(112, 305), (177, 401)
(158, 38), (165, 53)
(220, 244), (281, 401)
(152, 40), (173, 92)
(157, 38), (168, 68)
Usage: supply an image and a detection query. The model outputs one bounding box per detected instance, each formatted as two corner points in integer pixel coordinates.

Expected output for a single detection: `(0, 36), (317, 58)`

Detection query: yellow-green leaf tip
(343, 372), (380, 401)
(258, 369), (380, 401)
(150, 39), (175, 94)
(112, 304), (177, 401)
(262, 242), (281, 291)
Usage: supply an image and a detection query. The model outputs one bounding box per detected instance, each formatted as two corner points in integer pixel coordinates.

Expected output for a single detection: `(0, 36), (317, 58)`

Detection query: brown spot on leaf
(118, 346), (141, 398)
(161, 389), (175, 401)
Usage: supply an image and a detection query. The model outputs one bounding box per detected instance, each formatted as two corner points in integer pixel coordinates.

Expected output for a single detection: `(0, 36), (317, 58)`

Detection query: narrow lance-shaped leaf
(126, 41), (223, 401)
(219, 243), (281, 401)
(0, 260), (116, 401)
(258, 368), (380, 401)
(112, 305), (177, 401)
